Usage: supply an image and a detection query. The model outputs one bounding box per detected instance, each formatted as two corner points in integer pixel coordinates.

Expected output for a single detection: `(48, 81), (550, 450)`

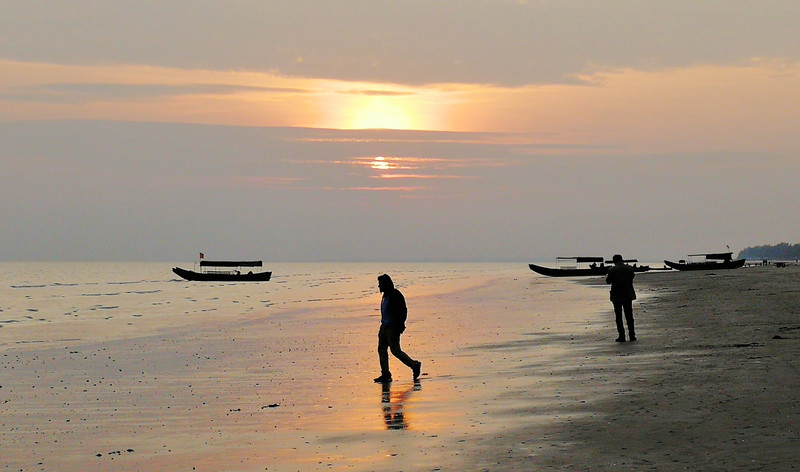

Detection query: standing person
(605, 254), (637, 342)
(374, 274), (422, 383)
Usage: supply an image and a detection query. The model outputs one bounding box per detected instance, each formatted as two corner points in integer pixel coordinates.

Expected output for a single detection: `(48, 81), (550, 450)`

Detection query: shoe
(629, 336), (637, 341)
(373, 375), (392, 383)
(615, 337), (626, 342)
(412, 361), (422, 380)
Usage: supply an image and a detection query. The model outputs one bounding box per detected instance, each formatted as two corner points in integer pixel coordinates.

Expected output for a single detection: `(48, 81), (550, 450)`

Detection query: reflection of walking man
(606, 254), (637, 342)
(373, 274), (422, 383)
(381, 382), (421, 430)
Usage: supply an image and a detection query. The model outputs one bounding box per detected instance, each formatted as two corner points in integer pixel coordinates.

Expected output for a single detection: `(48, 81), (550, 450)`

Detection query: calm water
(1, 262), (590, 349)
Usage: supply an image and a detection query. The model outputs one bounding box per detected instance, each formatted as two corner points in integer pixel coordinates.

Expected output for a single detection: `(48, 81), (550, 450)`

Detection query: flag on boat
(199, 252), (204, 259)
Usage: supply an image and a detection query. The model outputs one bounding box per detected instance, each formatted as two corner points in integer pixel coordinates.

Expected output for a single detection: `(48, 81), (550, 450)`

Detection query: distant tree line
(738, 243), (800, 261)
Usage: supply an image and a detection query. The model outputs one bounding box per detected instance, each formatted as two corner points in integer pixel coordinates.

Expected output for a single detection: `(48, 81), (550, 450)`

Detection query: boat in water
(663, 252), (745, 271)
(529, 257), (650, 277)
(173, 260), (272, 282)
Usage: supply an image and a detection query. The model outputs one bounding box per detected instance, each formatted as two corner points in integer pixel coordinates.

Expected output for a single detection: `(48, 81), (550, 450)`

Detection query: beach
(2, 263), (800, 471)
(470, 266), (800, 471)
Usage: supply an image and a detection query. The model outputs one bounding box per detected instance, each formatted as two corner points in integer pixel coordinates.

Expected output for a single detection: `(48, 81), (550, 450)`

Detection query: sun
(345, 97), (415, 130)
(317, 83), (446, 130)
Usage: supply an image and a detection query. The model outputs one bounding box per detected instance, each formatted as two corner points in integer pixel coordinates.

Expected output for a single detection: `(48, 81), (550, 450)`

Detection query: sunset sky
(2, 1), (799, 262)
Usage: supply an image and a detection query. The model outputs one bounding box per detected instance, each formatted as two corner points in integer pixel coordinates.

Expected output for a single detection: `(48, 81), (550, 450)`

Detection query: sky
(2, 1), (800, 262)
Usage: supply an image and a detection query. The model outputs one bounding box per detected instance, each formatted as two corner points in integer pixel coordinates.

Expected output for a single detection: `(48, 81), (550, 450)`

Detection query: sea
(0, 262), (610, 348)
(1, 262), (617, 471)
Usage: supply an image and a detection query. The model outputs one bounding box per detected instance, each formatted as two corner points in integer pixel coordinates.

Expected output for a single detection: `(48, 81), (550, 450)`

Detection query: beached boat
(173, 260), (272, 282)
(529, 257), (608, 277)
(663, 252), (745, 271)
(529, 257), (651, 277)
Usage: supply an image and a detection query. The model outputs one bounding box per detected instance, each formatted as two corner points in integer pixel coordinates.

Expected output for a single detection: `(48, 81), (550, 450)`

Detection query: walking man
(605, 254), (637, 342)
(374, 274), (422, 383)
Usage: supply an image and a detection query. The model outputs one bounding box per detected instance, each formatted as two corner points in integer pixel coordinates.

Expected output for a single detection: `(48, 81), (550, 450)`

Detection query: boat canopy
(200, 260), (263, 267)
(556, 256), (604, 263)
(605, 259), (639, 264)
(688, 252), (733, 261)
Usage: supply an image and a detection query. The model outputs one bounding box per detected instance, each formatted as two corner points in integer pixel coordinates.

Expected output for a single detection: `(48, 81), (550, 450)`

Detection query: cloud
(1, 83), (311, 104)
(2, 120), (800, 261)
(226, 176), (305, 188)
(339, 88), (417, 97)
(345, 186), (426, 192)
(3, 58), (799, 155)
(291, 154), (510, 191)
(374, 174), (479, 180)
(3, 1), (799, 87)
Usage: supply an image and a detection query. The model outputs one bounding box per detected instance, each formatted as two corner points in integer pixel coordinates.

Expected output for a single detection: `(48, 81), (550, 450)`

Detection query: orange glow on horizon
(318, 86), (448, 131)
(2, 58), (800, 153)
(345, 98), (414, 130)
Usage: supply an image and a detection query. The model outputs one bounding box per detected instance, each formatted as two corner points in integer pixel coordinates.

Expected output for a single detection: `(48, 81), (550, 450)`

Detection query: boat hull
(172, 267), (272, 282)
(529, 263), (608, 277)
(663, 259), (745, 271)
(529, 263), (650, 277)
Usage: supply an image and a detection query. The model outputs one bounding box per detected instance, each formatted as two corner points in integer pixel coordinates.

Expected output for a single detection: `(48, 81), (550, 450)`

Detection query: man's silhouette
(373, 274), (422, 383)
(605, 254), (637, 342)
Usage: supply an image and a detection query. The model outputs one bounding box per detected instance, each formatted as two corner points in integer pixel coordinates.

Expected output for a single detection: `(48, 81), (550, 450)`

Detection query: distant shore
(469, 266), (800, 470)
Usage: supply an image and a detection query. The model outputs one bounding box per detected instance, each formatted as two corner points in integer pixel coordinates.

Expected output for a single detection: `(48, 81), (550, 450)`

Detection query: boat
(173, 260), (272, 282)
(529, 257), (651, 277)
(529, 257), (608, 277)
(663, 252), (745, 271)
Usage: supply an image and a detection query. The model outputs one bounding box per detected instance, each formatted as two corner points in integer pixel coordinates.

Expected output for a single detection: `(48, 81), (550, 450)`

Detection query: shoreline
(470, 266), (800, 470)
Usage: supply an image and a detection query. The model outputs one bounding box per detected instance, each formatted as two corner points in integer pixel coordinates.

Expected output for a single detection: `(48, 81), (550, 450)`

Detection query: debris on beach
(96, 449), (134, 457)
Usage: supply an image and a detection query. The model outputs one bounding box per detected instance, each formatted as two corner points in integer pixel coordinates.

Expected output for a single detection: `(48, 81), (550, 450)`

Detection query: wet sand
(470, 266), (800, 471)
(3, 265), (800, 470)
(1, 269), (607, 471)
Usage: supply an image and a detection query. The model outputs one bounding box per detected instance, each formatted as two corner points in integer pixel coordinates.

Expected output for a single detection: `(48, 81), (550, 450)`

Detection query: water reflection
(381, 381), (421, 430)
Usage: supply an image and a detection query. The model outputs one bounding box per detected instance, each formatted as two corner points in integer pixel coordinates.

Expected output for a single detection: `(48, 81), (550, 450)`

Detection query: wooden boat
(529, 257), (651, 277)
(663, 252), (745, 271)
(529, 257), (608, 277)
(173, 260), (272, 282)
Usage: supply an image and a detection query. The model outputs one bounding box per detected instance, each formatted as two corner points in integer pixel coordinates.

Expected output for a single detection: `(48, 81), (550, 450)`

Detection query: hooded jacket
(381, 288), (408, 329)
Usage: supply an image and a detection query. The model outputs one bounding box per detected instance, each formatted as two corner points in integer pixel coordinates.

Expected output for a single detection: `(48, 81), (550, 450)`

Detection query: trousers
(378, 324), (416, 375)
(612, 299), (636, 339)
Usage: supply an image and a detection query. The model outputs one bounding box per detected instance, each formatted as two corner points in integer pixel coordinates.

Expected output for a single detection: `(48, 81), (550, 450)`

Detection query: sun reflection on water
(371, 156), (391, 170)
